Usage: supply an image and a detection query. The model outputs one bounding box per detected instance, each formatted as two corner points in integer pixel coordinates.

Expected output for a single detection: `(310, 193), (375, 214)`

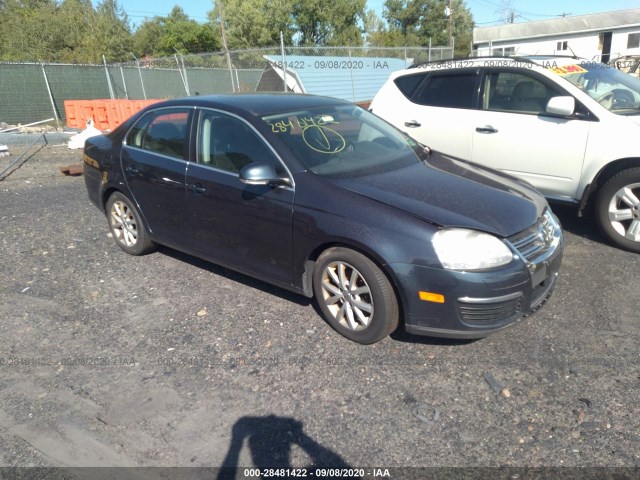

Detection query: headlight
(433, 229), (513, 271)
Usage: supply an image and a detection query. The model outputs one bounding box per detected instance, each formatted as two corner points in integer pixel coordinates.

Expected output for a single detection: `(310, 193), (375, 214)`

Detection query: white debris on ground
(0, 145), (8, 157)
(0, 119), (61, 134)
(67, 118), (102, 149)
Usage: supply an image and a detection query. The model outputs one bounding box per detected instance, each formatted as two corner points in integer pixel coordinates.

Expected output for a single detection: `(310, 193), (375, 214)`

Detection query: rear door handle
(476, 126), (499, 134)
(191, 183), (206, 194)
(404, 120), (421, 128)
(125, 165), (139, 174)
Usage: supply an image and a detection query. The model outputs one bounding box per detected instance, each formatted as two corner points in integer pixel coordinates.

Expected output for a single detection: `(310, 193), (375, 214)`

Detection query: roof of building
(260, 55), (412, 102)
(474, 8), (640, 44)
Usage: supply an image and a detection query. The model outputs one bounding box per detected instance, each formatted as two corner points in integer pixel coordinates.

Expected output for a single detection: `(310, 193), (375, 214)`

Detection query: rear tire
(594, 168), (640, 253)
(313, 247), (399, 344)
(106, 192), (155, 256)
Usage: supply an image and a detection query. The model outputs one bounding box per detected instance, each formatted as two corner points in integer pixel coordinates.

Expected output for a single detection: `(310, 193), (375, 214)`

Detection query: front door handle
(476, 126), (499, 134)
(191, 183), (206, 194)
(125, 165), (139, 174)
(404, 120), (421, 128)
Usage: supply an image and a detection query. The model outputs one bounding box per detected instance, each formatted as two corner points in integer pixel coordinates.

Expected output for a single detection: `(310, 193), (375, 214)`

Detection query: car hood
(331, 152), (546, 238)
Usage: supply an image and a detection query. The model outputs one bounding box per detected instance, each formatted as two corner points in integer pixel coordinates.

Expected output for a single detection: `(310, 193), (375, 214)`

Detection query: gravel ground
(0, 146), (639, 476)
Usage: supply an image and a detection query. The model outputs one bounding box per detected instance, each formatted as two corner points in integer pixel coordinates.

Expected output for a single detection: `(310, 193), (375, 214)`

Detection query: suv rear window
(394, 73), (426, 99)
(413, 71), (479, 109)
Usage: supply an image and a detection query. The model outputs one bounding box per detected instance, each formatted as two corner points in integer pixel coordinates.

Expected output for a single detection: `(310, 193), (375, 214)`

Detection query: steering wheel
(611, 89), (635, 109)
(594, 91), (615, 109)
(595, 89), (636, 110)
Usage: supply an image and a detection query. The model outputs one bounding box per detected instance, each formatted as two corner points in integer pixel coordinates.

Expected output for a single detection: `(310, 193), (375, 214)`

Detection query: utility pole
(217, 1), (236, 92)
(446, 0), (453, 47)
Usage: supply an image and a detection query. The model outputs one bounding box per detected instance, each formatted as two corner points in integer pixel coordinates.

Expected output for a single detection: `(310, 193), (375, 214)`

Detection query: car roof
(523, 55), (589, 66)
(408, 55), (587, 70)
(154, 93), (353, 117)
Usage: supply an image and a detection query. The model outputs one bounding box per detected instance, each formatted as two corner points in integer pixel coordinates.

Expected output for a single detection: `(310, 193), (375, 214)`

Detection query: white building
(473, 9), (640, 62)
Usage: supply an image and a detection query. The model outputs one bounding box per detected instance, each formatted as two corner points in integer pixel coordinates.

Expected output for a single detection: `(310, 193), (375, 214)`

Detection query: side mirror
(546, 96), (575, 116)
(239, 163), (291, 187)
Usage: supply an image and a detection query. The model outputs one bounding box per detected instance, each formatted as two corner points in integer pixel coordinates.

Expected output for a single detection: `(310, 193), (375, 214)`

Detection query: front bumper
(390, 214), (563, 339)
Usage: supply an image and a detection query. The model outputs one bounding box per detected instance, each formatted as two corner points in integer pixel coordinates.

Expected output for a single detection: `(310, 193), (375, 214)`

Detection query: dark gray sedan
(83, 94), (563, 344)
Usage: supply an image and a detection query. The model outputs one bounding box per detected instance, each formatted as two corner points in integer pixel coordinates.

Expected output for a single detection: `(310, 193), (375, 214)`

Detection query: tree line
(0, 0), (474, 63)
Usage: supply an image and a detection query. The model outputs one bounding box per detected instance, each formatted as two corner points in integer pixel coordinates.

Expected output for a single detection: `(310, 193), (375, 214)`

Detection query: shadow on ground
(157, 246), (311, 308)
(216, 415), (358, 478)
(548, 202), (605, 244)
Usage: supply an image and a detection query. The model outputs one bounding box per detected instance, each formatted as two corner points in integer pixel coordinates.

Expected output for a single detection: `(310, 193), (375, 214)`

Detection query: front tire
(313, 248), (399, 344)
(106, 192), (155, 256)
(595, 168), (640, 253)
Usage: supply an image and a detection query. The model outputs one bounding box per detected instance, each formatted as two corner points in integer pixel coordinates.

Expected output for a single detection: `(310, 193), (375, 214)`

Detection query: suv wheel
(595, 168), (640, 253)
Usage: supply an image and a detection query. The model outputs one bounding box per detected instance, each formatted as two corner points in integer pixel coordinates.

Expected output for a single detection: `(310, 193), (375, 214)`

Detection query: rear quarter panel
(84, 127), (137, 212)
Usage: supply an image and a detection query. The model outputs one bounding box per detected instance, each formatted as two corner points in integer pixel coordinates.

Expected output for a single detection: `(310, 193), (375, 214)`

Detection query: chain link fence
(0, 45), (453, 131)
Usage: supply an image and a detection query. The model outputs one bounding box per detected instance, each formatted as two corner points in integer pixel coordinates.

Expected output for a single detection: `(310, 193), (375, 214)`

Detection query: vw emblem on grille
(538, 217), (555, 246)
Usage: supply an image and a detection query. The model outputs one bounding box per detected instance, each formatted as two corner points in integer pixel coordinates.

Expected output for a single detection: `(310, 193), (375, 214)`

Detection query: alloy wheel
(320, 261), (374, 331)
(608, 182), (640, 242)
(110, 200), (138, 247)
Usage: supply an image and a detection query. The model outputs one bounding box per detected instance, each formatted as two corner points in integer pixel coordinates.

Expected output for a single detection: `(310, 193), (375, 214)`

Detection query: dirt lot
(0, 146), (639, 476)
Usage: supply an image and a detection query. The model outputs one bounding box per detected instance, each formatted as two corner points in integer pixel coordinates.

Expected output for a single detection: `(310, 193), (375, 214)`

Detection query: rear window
(413, 71), (479, 109)
(394, 73), (426, 99)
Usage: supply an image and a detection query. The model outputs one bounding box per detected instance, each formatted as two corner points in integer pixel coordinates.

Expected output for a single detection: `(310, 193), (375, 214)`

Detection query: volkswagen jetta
(83, 94), (563, 344)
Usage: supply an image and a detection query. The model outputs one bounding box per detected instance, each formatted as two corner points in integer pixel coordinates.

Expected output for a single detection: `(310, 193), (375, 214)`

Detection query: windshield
(548, 61), (640, 114)
(262, 104), (426, 177)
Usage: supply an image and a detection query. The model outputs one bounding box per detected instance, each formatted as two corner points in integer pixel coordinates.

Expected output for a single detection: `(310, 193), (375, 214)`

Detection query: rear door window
(126, 109), (191, 160)
(412, 70), (480, 109)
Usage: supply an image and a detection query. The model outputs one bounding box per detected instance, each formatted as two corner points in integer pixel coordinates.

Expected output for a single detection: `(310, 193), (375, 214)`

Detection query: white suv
(370, 56), (640, 253)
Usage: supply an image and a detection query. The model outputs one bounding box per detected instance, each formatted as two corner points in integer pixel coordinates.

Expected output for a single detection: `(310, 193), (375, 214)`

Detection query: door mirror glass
(546, 96), (575, 116)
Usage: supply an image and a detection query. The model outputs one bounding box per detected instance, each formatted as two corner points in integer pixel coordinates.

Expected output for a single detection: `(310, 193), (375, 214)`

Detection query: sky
(118, 0), (640, 29)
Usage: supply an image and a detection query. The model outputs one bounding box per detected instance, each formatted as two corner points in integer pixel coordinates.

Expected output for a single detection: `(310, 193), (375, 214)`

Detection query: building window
(556, 41), (568, 51)
(491, 46), (515, 56)
(628, 33), (640, 49)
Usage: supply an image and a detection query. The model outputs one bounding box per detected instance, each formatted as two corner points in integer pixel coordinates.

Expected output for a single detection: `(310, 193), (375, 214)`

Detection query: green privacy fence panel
(45, 65), (112, 122)
(106, 66), (264, 99)
(107, 66), (185, 100)
(0, 63), (267, 125)
(0, 46), (450, 126)
(185, 68), (263, 95)
(0, 63), (111, 125)
(0, 64), (57, 125)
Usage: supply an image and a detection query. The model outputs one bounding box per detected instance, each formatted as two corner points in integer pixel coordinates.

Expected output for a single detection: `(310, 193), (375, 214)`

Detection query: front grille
(458, 296), (522, 326)
(510, 229), (546, 263)
(508, 210), (561, 267)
